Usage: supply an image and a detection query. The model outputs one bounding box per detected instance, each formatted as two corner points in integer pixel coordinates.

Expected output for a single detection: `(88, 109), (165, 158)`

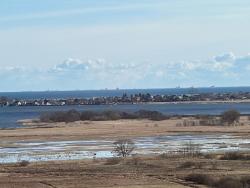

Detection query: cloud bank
(0, 52), (250, 91)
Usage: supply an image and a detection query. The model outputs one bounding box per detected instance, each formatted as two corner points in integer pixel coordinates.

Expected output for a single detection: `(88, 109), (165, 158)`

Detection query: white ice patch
(0, 134), (249, 163)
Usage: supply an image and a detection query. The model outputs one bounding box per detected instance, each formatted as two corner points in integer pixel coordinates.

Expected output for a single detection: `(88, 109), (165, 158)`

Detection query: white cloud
(53, 58), (88, 72)
(0, 52), (250, 91)
(214, 52), (235, 62)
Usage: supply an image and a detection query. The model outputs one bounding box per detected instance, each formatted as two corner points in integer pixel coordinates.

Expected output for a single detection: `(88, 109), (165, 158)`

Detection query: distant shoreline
(146, 99), (250, 105)
(2, 89), (250, 107)
(1, 86), (250, 93)
(2, 99), (250, 107)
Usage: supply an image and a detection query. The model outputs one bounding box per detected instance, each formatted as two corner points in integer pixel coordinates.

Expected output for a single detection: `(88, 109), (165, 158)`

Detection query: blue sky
(0, 0), (250, 91)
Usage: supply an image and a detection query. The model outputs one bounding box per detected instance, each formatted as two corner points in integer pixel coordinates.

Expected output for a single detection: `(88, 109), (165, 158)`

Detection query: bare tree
(112, 139), (135, 157)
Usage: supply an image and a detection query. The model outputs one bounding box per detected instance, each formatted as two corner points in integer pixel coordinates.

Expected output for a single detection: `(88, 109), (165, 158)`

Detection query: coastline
(145, 99), (250, 105)
(2, 99), (250, 108)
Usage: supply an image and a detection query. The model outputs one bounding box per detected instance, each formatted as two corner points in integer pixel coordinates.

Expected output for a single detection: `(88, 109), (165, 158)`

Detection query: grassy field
(5, 116), (250, 142)
(0, 153), (250, 188)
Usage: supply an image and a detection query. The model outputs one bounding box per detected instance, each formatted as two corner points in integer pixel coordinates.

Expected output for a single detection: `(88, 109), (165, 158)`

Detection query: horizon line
(1, 85), (250, 93)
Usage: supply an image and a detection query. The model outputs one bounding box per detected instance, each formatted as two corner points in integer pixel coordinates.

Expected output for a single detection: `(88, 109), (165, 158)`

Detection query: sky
(0, 0), (250, 91)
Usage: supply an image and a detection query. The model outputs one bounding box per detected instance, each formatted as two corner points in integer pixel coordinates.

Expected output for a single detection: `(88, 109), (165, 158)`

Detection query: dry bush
(195, 162), (203, 169)
(179, 161), (196, 168)
(160, 141), (202, 159)
(202, 153), (216, 159)
(40, 109), (80, 123)
(220, 152), (246, 160)
(158, 153), (170, 159)
(180, 141), (202, 157)
(80, 111), (97, 120)
(40, 109), (169, 122)
(215, 177), (243, 188)
(182, 120), (200, 126)
(185, 174), (215, 186)
(241, 176), (250, 187)
(112, 139), (135, 158)
(19, 160), (30, 167)
(134, 110), (168, 121)
(126, 156), (142, 166)
(176, 122), (182, 127)
(193, 114), (221, 126)
(158, 150), (186, 159)
(185, 174), (250, 188)
(221, 109), (240, 125)
(105, 157), (122, 165)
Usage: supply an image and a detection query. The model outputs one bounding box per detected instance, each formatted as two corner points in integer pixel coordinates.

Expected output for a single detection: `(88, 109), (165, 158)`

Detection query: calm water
(1, 87), (250, 128)
(1, 103), (250, 128)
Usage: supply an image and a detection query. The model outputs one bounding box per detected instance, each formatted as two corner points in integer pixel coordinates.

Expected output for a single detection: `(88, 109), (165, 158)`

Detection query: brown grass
(0, 154), (249, 188)
(2, 116), (250, 142)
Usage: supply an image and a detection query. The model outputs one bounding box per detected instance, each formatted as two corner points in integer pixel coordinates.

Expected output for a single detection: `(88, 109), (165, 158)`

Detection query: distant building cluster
(1, 92), (250, 107)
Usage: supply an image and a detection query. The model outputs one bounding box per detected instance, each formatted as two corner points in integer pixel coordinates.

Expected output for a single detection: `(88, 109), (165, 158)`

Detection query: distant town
(1, 91), (250, 107)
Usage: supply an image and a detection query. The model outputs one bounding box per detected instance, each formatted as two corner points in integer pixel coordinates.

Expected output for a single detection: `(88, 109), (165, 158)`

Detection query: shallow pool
(0, 134), (249, 163)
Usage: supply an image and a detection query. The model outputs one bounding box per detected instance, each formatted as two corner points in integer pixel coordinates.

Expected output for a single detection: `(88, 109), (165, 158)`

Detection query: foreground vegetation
(1, 151), (250, 188)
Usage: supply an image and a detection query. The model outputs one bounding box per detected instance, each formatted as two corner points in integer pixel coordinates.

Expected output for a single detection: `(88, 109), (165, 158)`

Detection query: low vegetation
(221, 109), (240, 125)
(40, 108), (243, 127)
(185, 174), (250, 188)
(40, 109), (169, 122)
(178, 161), (196, 169)
(18, 160), (30, 167)
(104, 157), (122, 165)
(2, 147), (250, 187)
(220, 151), (250, 160)
(185, 174), (215, 186)
(159, 141), (202, 160)
(178, 109), (242, 127)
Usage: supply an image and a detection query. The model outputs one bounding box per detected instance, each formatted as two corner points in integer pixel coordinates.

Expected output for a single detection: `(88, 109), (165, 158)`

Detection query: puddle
(0, 134), (250, 163)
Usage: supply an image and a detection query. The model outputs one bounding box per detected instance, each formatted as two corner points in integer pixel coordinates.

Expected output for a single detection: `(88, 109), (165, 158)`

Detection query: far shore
(2, 99), (250, 108)
(146, 99), (250, 104)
